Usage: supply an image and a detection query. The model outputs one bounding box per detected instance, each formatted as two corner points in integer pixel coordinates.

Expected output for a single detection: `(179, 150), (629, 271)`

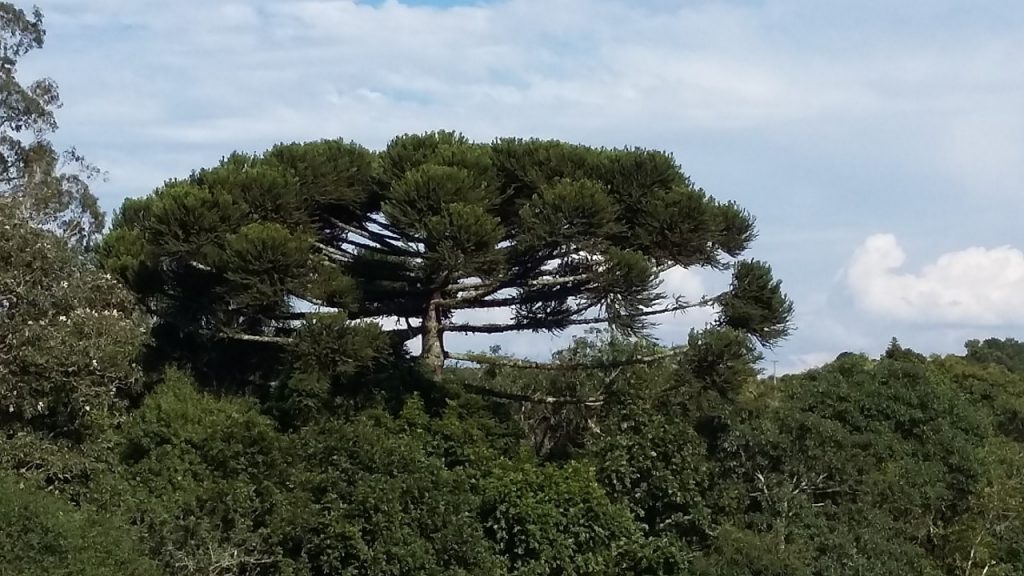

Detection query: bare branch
(340, 236), (412, 258)
(185, 259), (213, 272)
(443, 294), (720, 335)
(326, 215), (422, 258)
(446, 272), (592, 297)
(440, 262), (684, 308)
(367, 213), (421, 243)
(445, 348), (683, 371)
(386, 320), (424, 343)
(314, 241), (354, 263)
(221, 332), (294, 345)
(461, 382), (605, 406)
(440, 285), (594, 311)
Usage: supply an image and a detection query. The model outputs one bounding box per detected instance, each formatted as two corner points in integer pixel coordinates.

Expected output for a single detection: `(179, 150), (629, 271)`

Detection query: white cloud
(847, 233), (1024, 325)
(649, 266), (718, 340)
(660, 266), (706, 300)
(780, 351), (837, 374)
(33, 0), (965, 196)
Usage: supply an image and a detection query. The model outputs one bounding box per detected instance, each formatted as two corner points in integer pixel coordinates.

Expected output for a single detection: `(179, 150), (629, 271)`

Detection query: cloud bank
(847, 233), (1024, 326)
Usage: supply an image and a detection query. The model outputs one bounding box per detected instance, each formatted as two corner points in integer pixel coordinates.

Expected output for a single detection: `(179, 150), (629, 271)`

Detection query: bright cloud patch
(847, 234), (1024, 325)
(784, 352), (837, 374)
(660, 266), (705, 301)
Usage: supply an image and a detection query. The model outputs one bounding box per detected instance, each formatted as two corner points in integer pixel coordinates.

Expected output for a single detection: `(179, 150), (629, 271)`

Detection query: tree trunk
(420, 291), (444, 376)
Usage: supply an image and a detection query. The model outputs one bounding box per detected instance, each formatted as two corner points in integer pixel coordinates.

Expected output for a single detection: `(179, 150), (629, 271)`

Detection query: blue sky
(23, 0), (1024, 371)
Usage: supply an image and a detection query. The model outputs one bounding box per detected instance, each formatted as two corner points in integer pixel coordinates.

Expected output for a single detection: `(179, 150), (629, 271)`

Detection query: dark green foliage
(472, 333), (1024, 575)
(0, 471), (163, 575)
(279, 403), (506, 576)
(11, 221), (1024, 576)
(10, 147), (1024, 576)
(91, 369), (293, 575)
(100, 131), (793, 374)
(91, 371), (497, 575)
(85, 371), (671, 576)
(0, 431), (99, 503)
(691, 525), (812, 576)
(709, 349), (1024, 575)
(590, 397), (715, 542)
(271, 312), (406, 425)
(680, 327), (762, 402)
(717, 261), (794, 347)
(479, 459), (650, 576)
(940, 353), (1024, 442)
(20, 5), (1024, 572)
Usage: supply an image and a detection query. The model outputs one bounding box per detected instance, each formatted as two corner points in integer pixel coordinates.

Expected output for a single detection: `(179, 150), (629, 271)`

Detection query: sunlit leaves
(0, 209), (147, 439)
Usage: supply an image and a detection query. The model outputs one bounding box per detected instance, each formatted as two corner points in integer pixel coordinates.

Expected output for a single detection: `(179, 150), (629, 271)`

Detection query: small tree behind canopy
(101, 131), (792, 374)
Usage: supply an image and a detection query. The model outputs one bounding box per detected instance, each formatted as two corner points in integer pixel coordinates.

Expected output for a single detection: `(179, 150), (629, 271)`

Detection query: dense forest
(2, 4), (1023, 575)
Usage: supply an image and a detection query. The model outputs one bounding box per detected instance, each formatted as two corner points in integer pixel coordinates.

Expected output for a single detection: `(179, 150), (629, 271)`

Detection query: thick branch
(186, 259), (213, 272)
(223, 321), (419, 347)
(222, 332), (294, 345)
(448, 272), (592, 295)
(441, 263), (676, 308)
(339, 236), (413, 258)
(315, 241), (353, 263)
(443, 294), (721, 335)
(440, 285), (592, 311)
(439, 273), (594, 309)
(445, 349), (683, 371)
(327, 216), (422, 259)
(440, 247), (587, 299)
(367, 213), (421, 244)
(386, 321), (424, 343)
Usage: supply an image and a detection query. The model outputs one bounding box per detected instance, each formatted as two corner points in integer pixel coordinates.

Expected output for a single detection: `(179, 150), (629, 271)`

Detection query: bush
(0, 470), (162, 575)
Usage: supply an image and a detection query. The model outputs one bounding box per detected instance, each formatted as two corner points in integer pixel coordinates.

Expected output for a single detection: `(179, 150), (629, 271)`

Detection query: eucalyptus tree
(0, 2), (104, 248)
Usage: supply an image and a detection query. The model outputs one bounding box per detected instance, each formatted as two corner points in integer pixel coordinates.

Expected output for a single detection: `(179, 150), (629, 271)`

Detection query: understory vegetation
(6, 215), (1024, 575)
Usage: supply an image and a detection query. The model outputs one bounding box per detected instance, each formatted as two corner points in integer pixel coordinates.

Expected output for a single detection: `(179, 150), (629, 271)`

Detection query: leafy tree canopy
(100, 132), (793, 375)
(0, 204), (148, 441)
(965, 337), (1024, 376)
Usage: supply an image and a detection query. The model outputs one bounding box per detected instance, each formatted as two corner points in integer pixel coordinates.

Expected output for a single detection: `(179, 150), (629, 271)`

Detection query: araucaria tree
(101, 131), (793, 373)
